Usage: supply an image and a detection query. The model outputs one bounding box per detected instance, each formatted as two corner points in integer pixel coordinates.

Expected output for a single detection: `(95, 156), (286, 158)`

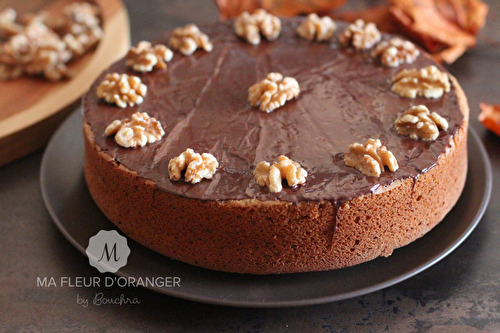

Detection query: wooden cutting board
(0, 0), (130, 166)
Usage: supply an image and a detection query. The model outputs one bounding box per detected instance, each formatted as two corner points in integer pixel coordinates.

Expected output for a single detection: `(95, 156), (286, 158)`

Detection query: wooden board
(0, 0), (130, 166)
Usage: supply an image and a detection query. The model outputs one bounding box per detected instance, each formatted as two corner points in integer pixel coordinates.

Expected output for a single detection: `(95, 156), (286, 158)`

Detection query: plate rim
(40, 109), (492, 308)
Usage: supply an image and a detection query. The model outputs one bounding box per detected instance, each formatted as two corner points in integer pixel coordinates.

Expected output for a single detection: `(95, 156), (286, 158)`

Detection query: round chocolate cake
(83, 18), (468, 274)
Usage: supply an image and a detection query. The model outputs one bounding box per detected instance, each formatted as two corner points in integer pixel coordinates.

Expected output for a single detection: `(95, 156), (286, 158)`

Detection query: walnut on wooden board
(0, 19), (72, 81)
(0, 8), (23, 38)
(59, 2), (103, 56)
(0, 3), (102, 81)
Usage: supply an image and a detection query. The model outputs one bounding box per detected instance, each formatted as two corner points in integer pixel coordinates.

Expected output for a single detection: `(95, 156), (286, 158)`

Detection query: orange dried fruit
(387, 0), (488, 63)
(215, 0), (259, 20)
(479, 103), (500, 137)
(332, 0), (488, 64)
(334, 5), (400, 34)
(389, 0), (477, 49)
(260, 0), (345, 17)
(434, 0), (488, 34)
(215, 0), (346, 19)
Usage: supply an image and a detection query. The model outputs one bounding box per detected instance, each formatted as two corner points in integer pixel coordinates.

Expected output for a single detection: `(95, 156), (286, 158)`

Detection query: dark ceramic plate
(41, 109), (491, 308)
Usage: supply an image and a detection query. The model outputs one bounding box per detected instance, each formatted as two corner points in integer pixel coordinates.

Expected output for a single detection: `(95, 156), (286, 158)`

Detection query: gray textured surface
(1, 0), (500, 331)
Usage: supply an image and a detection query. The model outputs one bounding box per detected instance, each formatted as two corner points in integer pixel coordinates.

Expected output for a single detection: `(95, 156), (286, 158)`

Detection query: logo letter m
(97, 243), (121, 263)
(87, 230), (130, 273)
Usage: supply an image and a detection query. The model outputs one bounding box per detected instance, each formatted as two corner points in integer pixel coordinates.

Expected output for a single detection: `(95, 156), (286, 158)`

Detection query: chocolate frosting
(83, 19), (464, 203)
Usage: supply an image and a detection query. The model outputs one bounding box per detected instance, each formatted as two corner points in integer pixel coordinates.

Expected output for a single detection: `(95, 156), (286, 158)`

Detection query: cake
(82, 16), (468, 274)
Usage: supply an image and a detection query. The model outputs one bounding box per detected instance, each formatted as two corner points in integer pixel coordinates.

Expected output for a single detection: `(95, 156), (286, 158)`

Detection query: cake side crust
(83, 73), (468, 274)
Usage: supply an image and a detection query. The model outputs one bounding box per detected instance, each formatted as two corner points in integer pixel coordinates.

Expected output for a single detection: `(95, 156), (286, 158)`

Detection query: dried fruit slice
(215, 0), (345, 19)
(332, 0), (488, 64)
(479, 103), (500, 137)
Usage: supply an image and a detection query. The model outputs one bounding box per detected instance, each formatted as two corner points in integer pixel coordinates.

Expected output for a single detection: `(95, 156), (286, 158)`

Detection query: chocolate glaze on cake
(82, 18), (468, 274)
(83, 20), (463, 203)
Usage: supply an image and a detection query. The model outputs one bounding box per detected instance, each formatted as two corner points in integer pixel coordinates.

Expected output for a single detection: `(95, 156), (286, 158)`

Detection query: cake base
(82, 17), (469, 274)
(83, 95), (467, 275)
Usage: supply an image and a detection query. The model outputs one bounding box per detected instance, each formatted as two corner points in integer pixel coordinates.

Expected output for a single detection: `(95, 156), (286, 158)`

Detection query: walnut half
(96, 73), (147, 108)
(0, 18), (72, 81)
(344, 139), (399, 177)
(0, 4), (102, 81)
(248, 72), (300, 113)
(126, 41), (173, 72)
(0, 8), (23, 37)
(371, 38), (420, 67)
(105, 112), (165, 148)
(168, 148), (219, 184)
(60, 2), (103, 56)
(394, 105), (449, 141)
(234, 9), (281, 45)
(296, 13), (336, 42)
(392, 65), (451, 99)
(254, 156), (307, 193)
(169, 24), (212, 56)
(339, 19), (381, 51)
